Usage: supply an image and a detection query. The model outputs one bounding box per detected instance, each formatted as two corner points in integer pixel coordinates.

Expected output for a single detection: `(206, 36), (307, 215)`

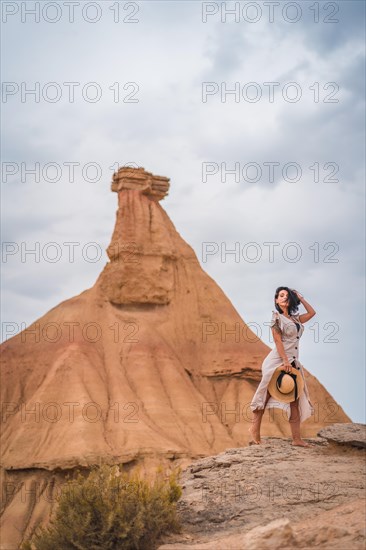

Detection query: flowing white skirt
(249, 351), (314, 423)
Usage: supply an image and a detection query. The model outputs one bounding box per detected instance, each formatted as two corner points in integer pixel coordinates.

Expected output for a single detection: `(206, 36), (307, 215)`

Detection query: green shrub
(22, 463), (183, 550)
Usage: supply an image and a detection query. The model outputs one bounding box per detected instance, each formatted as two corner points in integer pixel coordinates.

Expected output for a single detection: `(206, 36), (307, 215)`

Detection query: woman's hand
(282, 359), (292, 373)
(292, 289), (303, 300)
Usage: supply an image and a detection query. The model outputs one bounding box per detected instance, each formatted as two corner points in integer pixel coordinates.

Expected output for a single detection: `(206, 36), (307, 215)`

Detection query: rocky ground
(157, 423), (366, 550)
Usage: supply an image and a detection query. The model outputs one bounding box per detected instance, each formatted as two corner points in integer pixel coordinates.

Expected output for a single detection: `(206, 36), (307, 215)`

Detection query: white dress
(249, 310), (314, 422)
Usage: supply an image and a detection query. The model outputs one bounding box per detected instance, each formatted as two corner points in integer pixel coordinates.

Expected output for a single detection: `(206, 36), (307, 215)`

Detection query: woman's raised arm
(293, 290), (316, 324)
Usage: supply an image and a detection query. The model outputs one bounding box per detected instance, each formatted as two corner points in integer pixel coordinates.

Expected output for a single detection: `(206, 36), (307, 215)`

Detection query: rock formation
(0, 167), (351, 548)
(157, 423), (366, 549)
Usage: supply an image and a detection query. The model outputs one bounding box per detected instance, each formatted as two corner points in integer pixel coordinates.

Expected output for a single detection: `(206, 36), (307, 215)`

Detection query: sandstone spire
(111, 165), (170, 200)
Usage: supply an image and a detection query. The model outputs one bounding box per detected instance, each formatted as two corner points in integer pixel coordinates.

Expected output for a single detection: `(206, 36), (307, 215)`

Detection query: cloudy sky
(1, 1), (365, 423)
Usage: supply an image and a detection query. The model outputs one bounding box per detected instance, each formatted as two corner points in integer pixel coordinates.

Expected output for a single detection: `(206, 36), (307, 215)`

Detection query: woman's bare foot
(291, 439), (313, 447)
(248, 426), (261, 445)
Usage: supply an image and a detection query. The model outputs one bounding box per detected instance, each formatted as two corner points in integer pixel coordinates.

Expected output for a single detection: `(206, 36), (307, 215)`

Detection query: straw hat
(268, 364), (304, 403)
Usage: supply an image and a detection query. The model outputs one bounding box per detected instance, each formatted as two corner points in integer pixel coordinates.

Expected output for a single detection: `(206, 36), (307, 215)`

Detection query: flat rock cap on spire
(111, 166), (170, 201)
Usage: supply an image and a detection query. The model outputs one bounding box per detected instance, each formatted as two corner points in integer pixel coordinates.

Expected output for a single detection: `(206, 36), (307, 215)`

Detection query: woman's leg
(248, 390), (271, 444)
(289, 399), (312, 447)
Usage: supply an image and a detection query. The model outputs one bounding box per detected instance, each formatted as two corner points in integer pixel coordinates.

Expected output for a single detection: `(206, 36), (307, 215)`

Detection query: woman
(248, 287), (316, 447)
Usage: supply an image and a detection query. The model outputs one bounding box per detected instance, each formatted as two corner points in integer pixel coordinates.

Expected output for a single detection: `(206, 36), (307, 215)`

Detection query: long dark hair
(274, 286), (300, 315)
